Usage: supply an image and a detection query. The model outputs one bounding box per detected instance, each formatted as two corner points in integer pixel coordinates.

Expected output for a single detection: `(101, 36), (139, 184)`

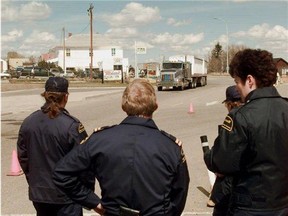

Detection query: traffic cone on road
(188, 102), (194, 114)
(7, 149), (23, 176)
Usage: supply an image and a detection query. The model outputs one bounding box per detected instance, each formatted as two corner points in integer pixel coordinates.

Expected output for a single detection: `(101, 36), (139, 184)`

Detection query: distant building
(8, 58), (30, 70)
(46, 34), (129, 81)
(0, 59), (8, 72)
(273, 58), (288, 76)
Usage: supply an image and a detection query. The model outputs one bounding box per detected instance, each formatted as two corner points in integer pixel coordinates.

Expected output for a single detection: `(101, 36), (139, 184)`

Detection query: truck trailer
(156, 55), (207, 91)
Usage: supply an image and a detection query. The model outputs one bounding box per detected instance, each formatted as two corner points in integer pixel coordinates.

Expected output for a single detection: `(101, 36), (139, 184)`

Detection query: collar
(245, 86), (281, 103)
(120, 116), (158, 130)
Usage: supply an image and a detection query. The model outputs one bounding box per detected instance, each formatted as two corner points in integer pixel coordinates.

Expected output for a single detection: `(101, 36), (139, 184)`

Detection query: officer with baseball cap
(222, 85), (241, 103)
(17, 77), (92, 216)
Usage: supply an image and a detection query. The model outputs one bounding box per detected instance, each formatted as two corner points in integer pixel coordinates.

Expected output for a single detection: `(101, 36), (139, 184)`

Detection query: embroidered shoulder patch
(221, 115), (233, 131)
(93, 125), (116, 133)
(80, 136), (89, 144)
(78, 123), (85, 133)
(160, 130), (182, 146)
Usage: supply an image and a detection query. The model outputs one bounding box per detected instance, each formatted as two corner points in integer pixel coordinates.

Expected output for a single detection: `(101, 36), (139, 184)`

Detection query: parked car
(0, 70), (11, 79)
(9, 70), (21, 79)
(80, 70), (102, 79)
(20, 67), (54, 78)
(60, 70), (75, 78)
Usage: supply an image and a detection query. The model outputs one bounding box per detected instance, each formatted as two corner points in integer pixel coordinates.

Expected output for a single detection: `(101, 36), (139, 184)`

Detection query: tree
(7, 51), (24, 59)
(208, 42), (223, 73)
(212, 42), (223, 58)
(38, 60), (60, 71)
(208, 43), (248, 74)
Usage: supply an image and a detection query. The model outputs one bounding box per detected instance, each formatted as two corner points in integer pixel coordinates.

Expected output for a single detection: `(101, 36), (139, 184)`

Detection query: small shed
(273, 58), (288, 76)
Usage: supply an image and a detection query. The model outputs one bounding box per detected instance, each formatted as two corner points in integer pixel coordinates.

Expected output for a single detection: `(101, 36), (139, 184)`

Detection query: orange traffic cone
(188, 102), (194, 114)
(7, 149), (23, 176)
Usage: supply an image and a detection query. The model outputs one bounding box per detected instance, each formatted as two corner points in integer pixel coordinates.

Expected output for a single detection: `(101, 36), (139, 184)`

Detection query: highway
(1, 75), (287, 215)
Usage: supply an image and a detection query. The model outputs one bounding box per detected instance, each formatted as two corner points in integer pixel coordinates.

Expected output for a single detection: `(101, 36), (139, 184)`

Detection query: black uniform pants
(33, 202), (83, 216)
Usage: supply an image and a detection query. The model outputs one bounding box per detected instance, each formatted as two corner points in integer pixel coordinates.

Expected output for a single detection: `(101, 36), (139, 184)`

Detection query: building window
(111, 48), (116, 56)
(66, 48), (70, 57)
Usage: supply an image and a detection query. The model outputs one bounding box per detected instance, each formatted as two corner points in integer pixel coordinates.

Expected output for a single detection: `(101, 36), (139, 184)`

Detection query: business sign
(104, 70), (121, 81)
(135, 47), (147, 54)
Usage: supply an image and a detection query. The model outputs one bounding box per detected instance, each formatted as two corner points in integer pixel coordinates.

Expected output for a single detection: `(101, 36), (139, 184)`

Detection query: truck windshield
(162, 62), (183, 69)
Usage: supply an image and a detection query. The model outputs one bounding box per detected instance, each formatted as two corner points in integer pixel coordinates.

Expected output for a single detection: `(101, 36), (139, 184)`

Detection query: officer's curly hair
(41, 91), (66, 119)
(122, 79), (158, 117)
(229, 49), (277, 87)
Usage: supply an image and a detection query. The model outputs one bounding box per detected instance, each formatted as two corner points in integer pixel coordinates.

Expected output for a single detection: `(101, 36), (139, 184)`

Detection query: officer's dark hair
(229, 49), (277, 87)
(122, 79), (158, 117)
(41, 92), (67, 119)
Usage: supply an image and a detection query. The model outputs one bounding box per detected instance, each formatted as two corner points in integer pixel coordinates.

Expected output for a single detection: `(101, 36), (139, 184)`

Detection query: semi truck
(156, 55), (207, 91)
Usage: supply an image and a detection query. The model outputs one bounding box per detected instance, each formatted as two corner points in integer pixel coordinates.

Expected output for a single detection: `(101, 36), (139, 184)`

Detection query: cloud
(1, 2), (18, 22)
(101, 2), (161, 27)
(167, 18), (192, 27)
(2, 29), (23, 42)
(152, 32), (204, 45)
(232, 23), (288, 41)
(265, 25), (288, 41)
(8, 30), (59, 56)
(1, 1), (51, 22)
(210, 34), (228, 47)
(150, 32), (204, 54)
(106, 27), (138, 38)
(24, 31), (57, 44)
(19, 1), (51, 21)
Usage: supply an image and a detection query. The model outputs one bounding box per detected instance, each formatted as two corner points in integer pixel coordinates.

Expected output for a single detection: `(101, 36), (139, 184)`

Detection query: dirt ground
(1, 79), (128, 92)
(1, 75), (286, 92)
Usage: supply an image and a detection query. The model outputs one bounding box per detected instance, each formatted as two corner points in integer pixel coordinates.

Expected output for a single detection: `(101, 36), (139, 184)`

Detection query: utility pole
(87, 3), (94, 79)
(214, 17), (229, 73)
(62, 27), (66, 75)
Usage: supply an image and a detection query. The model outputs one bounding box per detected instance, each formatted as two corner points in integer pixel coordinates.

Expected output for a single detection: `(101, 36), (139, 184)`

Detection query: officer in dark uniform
(53, 79), (190, 216)
(17, 77), (91, 216)
(204, 49), (288, 215)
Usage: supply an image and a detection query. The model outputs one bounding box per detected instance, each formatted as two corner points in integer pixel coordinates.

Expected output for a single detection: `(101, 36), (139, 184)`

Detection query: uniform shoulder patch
(160, 130), (182, 146)
(93, 125), (117, 133)
(221, 115), (233, 131)
(78, 123), (85, 133)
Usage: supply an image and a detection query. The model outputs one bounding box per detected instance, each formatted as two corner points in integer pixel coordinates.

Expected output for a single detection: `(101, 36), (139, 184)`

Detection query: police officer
(207, 85), (243, 215)
(17, 77), (91, 216)
(53, 79), (190, 216)
(205, 49), (288, 215)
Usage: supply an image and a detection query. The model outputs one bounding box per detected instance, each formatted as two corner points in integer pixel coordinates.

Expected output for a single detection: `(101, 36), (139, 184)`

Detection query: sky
(1, 0), (288, 65)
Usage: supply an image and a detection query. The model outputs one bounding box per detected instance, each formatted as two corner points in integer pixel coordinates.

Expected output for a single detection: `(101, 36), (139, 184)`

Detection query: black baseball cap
(45, 77), (68, 93)
(222, 85), (241, 103)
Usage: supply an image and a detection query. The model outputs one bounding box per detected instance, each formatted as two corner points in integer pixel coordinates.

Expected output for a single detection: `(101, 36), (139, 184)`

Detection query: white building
(0, 59), (8, 72)
(47, 34), (129, 81)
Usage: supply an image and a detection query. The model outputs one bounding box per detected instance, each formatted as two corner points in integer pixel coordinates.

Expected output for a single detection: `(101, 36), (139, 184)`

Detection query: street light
(214, 17), (229, 73)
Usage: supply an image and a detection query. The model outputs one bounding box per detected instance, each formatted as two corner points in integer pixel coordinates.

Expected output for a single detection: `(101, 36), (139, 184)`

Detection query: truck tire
(192, 79), (197, 88)
(158, 86), (163, 91)
(178, 84), (184, 91)
(200, 77), (205, 86)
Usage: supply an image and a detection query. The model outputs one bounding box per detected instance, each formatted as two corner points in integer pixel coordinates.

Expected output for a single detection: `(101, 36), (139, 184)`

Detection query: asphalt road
(1, 75), (287, 215)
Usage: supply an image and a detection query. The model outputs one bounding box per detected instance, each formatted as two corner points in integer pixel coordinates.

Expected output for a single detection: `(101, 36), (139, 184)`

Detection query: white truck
(156, 55), (207, 91)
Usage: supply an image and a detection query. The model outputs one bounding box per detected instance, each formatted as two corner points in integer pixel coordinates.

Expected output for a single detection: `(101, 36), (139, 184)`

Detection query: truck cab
(156, 55), (207, 91)
(156, 61), (192, 91)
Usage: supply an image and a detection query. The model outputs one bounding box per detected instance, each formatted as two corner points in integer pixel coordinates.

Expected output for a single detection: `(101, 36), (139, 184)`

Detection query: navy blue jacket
(17, 108), (89, 204)
(53, 116), (190, 216)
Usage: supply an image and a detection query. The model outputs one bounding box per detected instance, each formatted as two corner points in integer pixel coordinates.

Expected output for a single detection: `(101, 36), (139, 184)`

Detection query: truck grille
(162, 74), (173, 81)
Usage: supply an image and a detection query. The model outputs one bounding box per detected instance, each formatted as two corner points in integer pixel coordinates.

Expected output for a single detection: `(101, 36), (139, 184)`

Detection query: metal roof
(61, 34), (122, 49)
